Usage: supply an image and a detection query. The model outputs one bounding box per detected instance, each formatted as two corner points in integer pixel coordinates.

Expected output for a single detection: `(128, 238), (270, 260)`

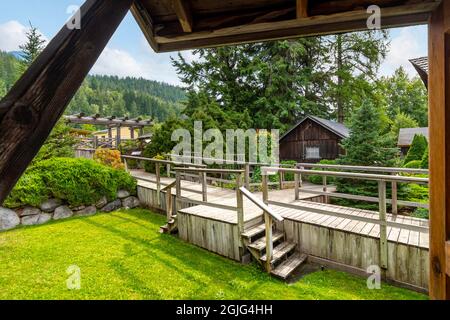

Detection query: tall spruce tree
(339, 99), (398, 166)
(173, 39), (328, 132)
(323, 31), (389, 123)
(19, 22), (46, 68)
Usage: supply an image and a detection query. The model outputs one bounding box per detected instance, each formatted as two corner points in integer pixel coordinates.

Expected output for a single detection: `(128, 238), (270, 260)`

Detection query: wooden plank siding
(280, 118), (345, 163)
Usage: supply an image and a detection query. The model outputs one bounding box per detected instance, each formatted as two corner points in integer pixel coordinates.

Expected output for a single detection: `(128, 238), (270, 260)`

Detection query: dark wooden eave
(410, 56), (429, 89)
(133, 0), (441, 52)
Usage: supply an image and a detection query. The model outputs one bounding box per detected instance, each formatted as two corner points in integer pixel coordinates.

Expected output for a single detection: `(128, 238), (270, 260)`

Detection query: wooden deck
(131, 169), (430, 291)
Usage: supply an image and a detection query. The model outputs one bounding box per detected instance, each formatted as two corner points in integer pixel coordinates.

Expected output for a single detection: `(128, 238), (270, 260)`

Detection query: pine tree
(390, 112), (419, 142)
(0, 78), (6, 99)
(421, 148), (429, 169)
(324, 31), (389, 123)
(339, 99), (398, 166)
(404, 134), (428, 165)
(19, 22), (46, 68)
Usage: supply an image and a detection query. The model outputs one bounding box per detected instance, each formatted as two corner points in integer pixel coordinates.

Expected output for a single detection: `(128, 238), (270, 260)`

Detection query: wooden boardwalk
(131, 169), (429, 291)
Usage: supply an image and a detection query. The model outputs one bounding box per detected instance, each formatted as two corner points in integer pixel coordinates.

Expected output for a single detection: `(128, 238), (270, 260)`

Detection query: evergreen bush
(404, 134), (428, 165)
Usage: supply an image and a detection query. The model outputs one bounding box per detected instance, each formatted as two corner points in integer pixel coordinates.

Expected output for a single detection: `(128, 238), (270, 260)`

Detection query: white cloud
(0, 20), (48, 53)
(0, 20), (29, 52)
(91, 47), (152, 79)
(380, 26), (428, 78)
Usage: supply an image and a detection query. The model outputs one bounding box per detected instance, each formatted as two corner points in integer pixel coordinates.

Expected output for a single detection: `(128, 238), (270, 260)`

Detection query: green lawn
(0, 209), (427, 300)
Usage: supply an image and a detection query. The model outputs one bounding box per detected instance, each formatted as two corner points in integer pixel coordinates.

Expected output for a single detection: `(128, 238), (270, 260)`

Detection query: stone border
(0, 190), (140, 231)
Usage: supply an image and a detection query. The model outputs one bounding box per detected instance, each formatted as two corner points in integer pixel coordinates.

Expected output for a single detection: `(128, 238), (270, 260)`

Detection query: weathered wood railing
(121, 155), (206, 209)
(293, 164), (429, 211)
(238, 186), (284, 272)
(261, 166), (429, 270)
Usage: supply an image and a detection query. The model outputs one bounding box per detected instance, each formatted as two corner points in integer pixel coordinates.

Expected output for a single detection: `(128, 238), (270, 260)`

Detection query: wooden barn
(279, 116), (349, 163)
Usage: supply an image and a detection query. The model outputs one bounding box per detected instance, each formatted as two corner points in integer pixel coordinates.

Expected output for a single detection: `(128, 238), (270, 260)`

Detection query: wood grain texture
(428, 0), (450, 300)
(0, 0), (134, 204)
(297, 0), (308, 19)
(171, 0), (193, 32)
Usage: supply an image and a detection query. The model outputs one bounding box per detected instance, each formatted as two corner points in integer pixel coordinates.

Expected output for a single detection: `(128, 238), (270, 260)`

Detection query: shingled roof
(280, 115), (350, 141)
(398, 127), (429, 147)
(409, 57), (429, 89)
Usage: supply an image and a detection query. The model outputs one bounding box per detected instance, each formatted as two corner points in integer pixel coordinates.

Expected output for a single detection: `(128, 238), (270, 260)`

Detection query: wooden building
(398, 127), (429, 156)
(0, 0), (449, 299)
(280, 116), (349, 163)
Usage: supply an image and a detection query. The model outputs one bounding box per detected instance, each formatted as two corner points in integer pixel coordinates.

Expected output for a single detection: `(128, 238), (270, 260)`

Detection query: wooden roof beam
(297, 0), (308, 19)
(0, 0), (134, 204)
(171, 0), (193, 33)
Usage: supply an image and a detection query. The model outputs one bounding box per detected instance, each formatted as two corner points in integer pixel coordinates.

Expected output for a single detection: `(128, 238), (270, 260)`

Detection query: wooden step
(247, 231), (284, 251)
(241, 224), (265, 239)
(260, 242), (296, 264)
(271, 253), (308, 280)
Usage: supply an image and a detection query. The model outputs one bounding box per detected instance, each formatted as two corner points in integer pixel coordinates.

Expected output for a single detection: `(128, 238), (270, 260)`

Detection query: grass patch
(0, 209), (427, 300)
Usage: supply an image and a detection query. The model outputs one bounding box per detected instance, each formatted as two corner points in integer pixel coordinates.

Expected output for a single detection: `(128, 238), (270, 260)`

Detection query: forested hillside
(0, 51), (186, 122)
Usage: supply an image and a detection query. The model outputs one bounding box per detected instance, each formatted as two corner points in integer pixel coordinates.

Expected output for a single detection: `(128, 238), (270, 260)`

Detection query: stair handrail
(238, 186), (283, 273)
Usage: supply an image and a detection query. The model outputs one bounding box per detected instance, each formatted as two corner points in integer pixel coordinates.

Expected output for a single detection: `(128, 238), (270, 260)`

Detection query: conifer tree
(404, 134), (428, 165)
(19, 22), (46, 68)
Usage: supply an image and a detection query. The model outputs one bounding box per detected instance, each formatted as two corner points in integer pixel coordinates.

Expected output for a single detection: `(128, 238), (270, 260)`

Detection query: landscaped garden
(0, 209), (426, 300)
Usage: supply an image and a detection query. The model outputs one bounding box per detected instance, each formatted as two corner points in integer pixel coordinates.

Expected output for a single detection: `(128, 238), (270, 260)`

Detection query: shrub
(143, 154), (167, 174)
(94, 148), (124, 170)
(404, 160), (422, 169)
(412, 208), (429, 219)
(421, 148), (429, 169)
(5, 158), (136, 208)
(119, 140), (141, 169)
(404, 134), (428, 165)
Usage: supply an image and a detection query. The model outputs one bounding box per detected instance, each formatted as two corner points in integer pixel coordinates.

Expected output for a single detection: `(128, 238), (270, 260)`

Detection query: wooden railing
(238, 186), (284, 272)
(261, 166), (429, 270)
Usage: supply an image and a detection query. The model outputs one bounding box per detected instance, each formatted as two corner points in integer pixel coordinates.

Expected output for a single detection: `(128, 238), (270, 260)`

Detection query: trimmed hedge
(5, 158), (136, 209)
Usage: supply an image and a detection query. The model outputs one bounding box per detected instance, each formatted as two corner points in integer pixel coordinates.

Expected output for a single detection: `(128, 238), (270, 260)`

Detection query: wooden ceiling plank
(154, 2), (437, 45)
(297, 0), (309, 19)
(131, 2), (159, 52)
(157, 12), (429, 52)
(172, 0), (194, 33)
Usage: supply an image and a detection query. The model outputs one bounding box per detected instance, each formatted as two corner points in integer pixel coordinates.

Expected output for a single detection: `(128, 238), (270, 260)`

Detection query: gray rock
(53, 206), (73, 220)
(101, 200), (122, 213)
(75, 206), (97, 217)
(117, 190), (130, 199)
(71, 205), (86, 211)
(21, 213), (52, 226)
(0, 207), (20, 231)
(95, 196), (108, 209)
(40, 199), (62, 212)
(21, 207), (42, 217)
(122, 196), (140, 209)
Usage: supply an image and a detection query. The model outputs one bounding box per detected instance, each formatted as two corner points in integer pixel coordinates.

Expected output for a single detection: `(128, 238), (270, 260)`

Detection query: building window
(305, 147), (320, 160)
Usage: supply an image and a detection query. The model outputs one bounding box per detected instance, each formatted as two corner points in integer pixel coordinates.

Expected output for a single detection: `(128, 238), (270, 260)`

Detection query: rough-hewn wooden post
(167, 163), (171, 178)
(378, 180), (388, 270)
(201, 171), (208, 202)
(155, 163), (161, 206)
(176, 171), (182, 212)
(166, 185), (173, 222)
(116, 126), (121, 147)
(264, 212), (273, 273)
(295, 172), (300, 200)
(236, 173), (244, 246)
(262, 172), (269, 205)
(429, 0), (450, 299)
(279, 171), (284, 190)
(244, 163), (250, 189)
(0, 0), (134, 204)
(391, 173), (398, 215)
(323, 175), (328, 203)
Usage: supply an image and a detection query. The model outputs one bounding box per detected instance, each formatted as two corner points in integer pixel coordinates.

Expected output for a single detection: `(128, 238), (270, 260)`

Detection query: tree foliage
(339, 100), (398, 167)
(404, 134), (428, 165)
(19, 22), (46, 68)
(389, 112), (419, 142)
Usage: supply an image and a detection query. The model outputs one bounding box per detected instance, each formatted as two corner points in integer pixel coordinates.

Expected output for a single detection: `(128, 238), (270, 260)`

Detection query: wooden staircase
(242, 222), (308, 280)
(160, 215), (178, 234)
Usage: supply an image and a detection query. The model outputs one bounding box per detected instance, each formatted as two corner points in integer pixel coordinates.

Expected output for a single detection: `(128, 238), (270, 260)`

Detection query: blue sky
(0, 0), (428, 86)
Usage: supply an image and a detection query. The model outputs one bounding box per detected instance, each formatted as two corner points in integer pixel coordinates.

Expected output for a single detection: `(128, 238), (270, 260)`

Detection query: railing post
(391, 173), (398, 216)
(264, 212), (273, 273)
(176, 171), (181, 212)
(378, 180), (388, 270)
(323, 175), (329, 203)
(201, 172), (208, 202)
(279, 170), (284, 190)
(156, 163), (161, 206)
(244, 163), (250, 189)
(123, 158), (129, 173)
(236, 173), (244, 247)
(167, 163), (171, 178)
(262, 171), (269, 205)
(295, 172), (300, 200)
(166, 185), (173, 222)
